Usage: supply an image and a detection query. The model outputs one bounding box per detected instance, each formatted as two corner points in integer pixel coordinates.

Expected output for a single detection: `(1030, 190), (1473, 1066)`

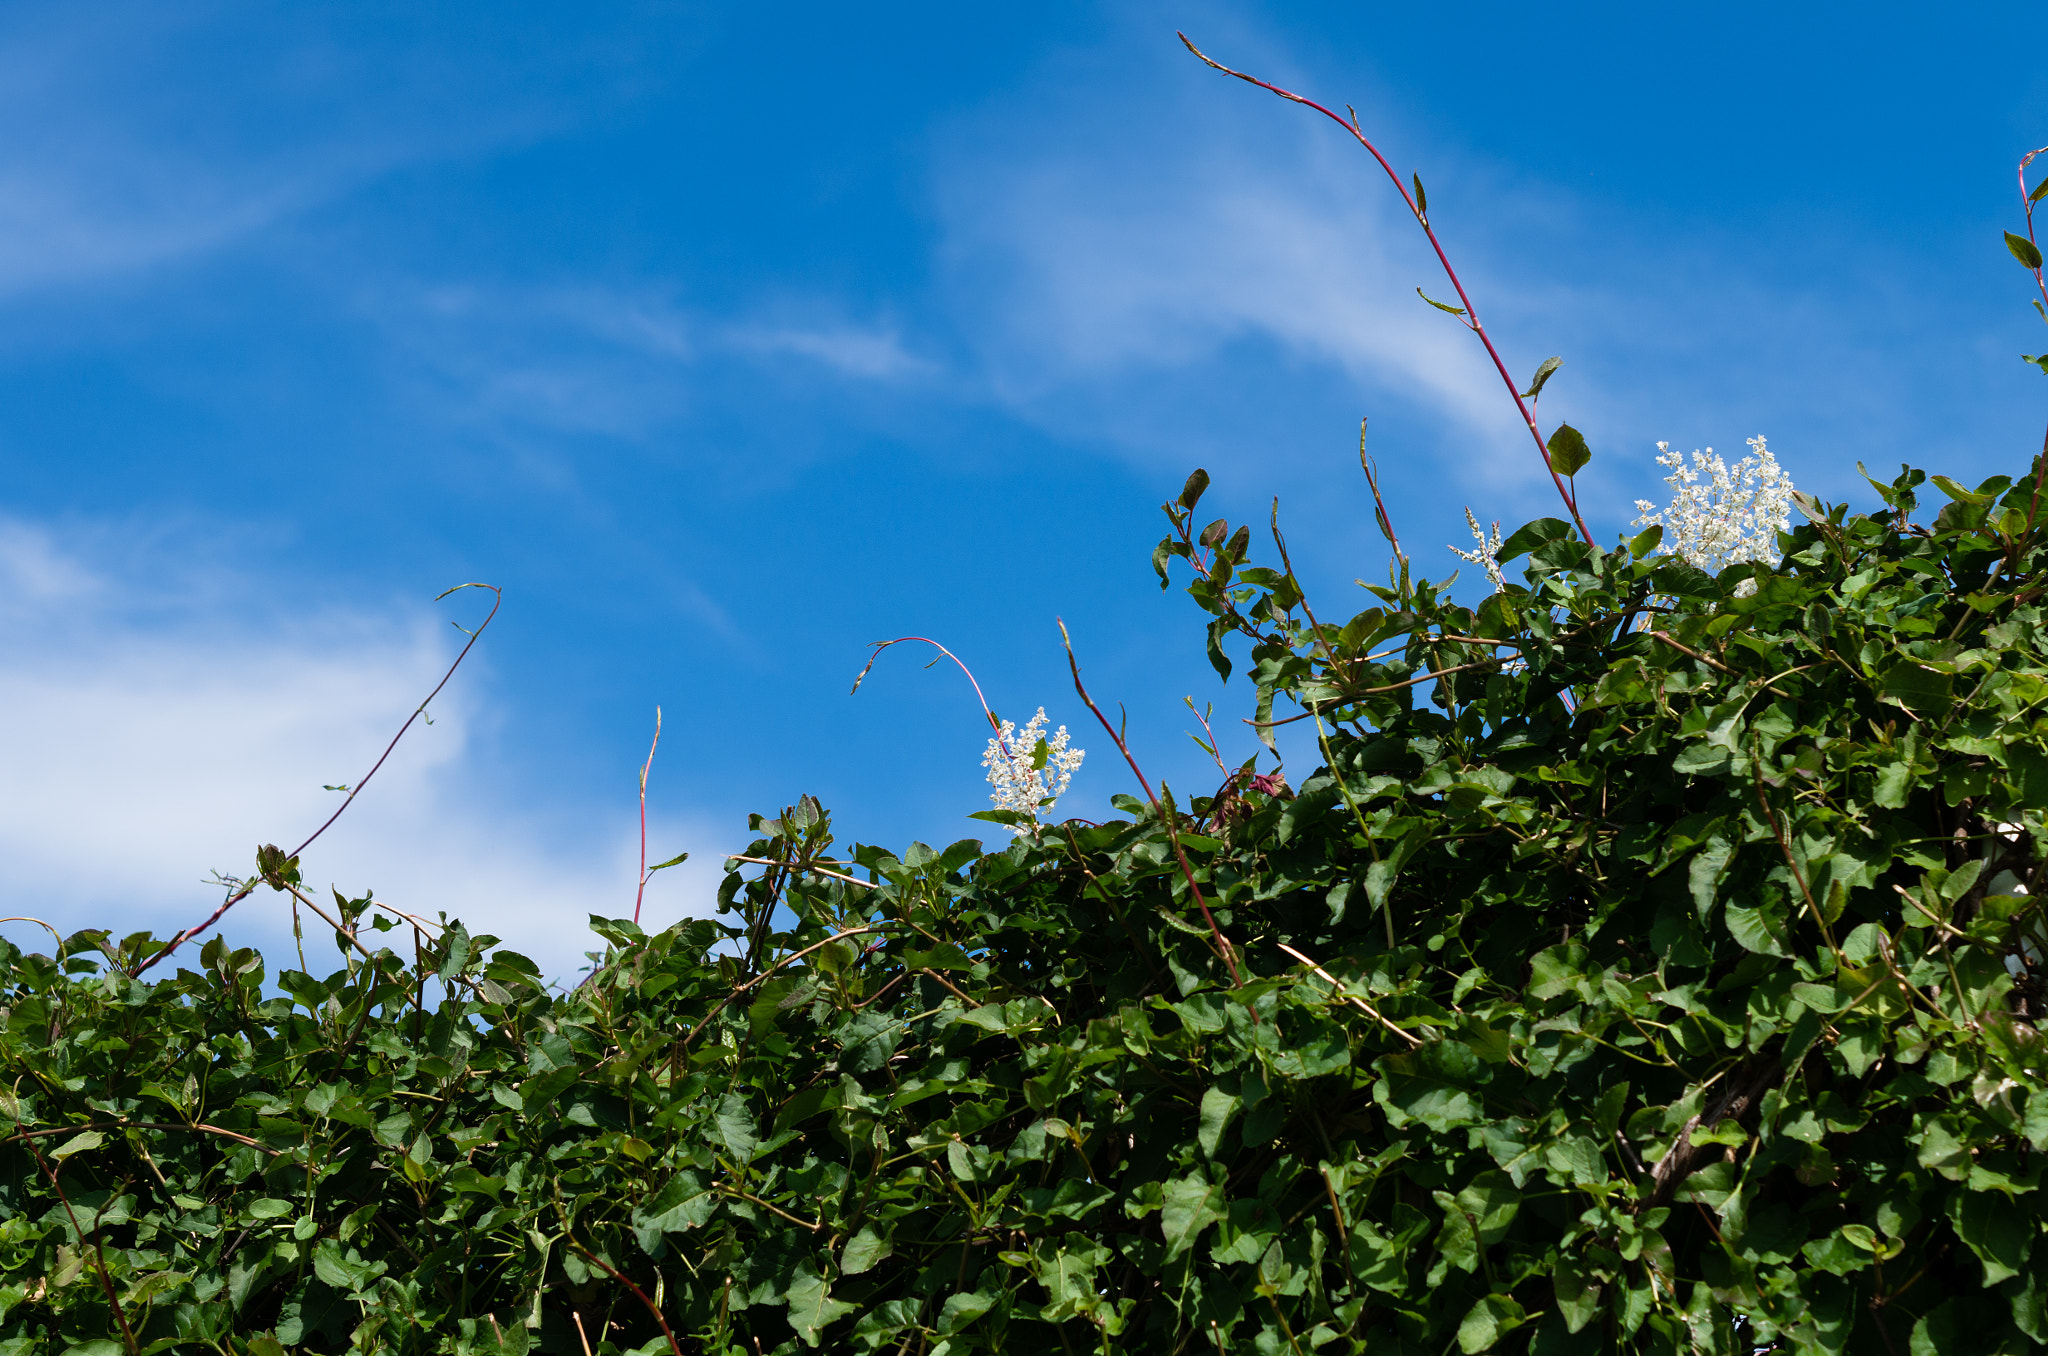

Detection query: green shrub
(7, 450), (2048, 1354)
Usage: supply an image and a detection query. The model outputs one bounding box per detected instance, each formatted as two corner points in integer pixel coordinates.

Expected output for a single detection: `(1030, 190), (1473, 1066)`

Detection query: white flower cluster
(1631, 436), (1795, 577)
(1449, 506), (1508, 593)
(982, 708), (1084, 833)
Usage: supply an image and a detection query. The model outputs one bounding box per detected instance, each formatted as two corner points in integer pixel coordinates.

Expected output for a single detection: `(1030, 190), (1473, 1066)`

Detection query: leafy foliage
(9, 453), (2048, 1353)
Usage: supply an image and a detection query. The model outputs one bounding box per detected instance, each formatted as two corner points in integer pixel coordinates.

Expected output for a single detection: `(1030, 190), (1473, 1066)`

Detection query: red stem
(2014, 150), (2048, 541)
(851, 635), (1011, 756)
(1058, 619), (1242, 987)
(1180, 35), (1594, 544)
(567, 1242), (684, 1356)
(29, 1141), (138, 1354)
(2020, 147), (2048, 320)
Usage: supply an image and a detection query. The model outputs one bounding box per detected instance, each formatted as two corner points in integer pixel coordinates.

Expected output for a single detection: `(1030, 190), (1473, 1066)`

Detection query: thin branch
(918, 967), (976, 1006)
(1750, 734), (1843, 965)
(1359, 422), (1407, 566)
(1312, 714), (1395, 949)
(2018, 145), (2048, 320)
(28, 1140), (139, 1355)
(566, 1242), (684, 1356)
(1649, 630), (1790, 698)
(1058, 619), (1242, 987)
(293, 582), (503, 861)
(635, 706), (661, 925)
(133, 583), (503, 977)
(1245, 658), (1508, 727)
(851, 635), (1010, 754)
(722, 854), (876, 890)
(852, 969), (912, 1012)
(680, 926), (874, 1048)
(718, 1184), (823, 1231)
(1179, 35), (1592, 542)
(8, 1120), (283, 1154)
(1276, 943), (1421, 1047)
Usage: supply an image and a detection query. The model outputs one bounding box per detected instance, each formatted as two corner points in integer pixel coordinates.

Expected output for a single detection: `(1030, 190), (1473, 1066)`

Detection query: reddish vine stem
(2017, 146), (2048, 319)
(1057, 619), (1243, 987)
(851, 635), (1013, 758)
(132, 583), (502, 978)
(29, 1140), (139, 1355)
(1180, 34), (1594, 544)
(566, 1242), (684, 1356)
(7, 1120), (280, 1154)
(2017, 149), (2048, 540)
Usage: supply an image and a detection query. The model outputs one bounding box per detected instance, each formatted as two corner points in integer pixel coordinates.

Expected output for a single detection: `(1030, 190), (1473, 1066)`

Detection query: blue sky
(3, 2), (2044, 977)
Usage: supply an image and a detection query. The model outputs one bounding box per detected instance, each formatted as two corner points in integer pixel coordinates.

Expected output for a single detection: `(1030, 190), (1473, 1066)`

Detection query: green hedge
(6, 459), (2048, 1353)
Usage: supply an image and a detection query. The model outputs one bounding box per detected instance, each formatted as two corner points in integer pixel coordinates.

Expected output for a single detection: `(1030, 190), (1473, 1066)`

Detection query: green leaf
(906, 941), (975, 971)
(1497, 517), (1574, 562)
(1158, 1172), (1228, 1260)
(714, 1093), (760, 1163)
(938, 1289), (994, 1334)
(1411, 172), (1427, 217)
(1873, 758), (1914, 808)
(1416, 286), (1467, 316)
(1520, 355), (1563, 401)
(1910, 1302), (1955, 1354)
(1456, 1171), (1521, 1243)
(311, 1239), (387, 1295)
(1197, 1086), (1240, 1159)
(1725, 900), (1791, 957)
(841, 1224), (893, 1276)
(1930, 474), (1994, 505)
(50, 1130), (103, 1160)
(1457, 1293), (1527, 1354)
(1950, 1190), (2033, 1285)
(1431, 1190), (1479, 1275)
(2008, 230), (2044, 270)
(631, 1171), (714, 1253)
(1880, 661), (1954, 718)
(1177, 467), (1210, 511)
(1545, 423), (1591, 478)
(1553, 1256), (1600, 1332)
(784, 1263), (857, 1346)
(1379, 1042), (1488, 1132)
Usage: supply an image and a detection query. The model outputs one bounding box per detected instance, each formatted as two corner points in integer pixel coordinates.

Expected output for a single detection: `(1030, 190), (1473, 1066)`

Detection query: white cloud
(920, 16), (2024, 524)
(723, 319), (931, 380)
(0, 2), (613, 300)
(0, 515), (728, 983)
(927, 31), (1553, 492)
(369, 280), (934, 441)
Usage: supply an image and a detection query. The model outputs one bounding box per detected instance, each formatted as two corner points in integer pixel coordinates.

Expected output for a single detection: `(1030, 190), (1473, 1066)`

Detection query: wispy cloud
(927, 30), (1549, 494)
(724, 319), (931, 380)
(0, 2), (635, 300)
(370, 280), (935, 441)
(923, 16), (2036, 521)
(0, 515), (725, 981)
